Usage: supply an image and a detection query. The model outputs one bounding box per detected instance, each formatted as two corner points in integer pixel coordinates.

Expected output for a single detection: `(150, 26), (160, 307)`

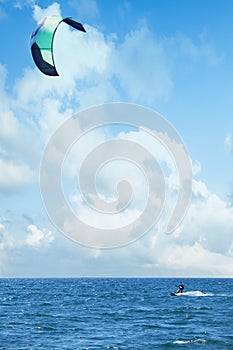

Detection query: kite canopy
(31, 16), (86, 76)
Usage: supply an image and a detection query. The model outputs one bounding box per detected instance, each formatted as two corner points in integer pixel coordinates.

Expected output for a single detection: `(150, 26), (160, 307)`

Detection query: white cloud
(0, 159), (35, 192)
(156, 242), (233, 276)
(57, 124), (184, 248)
(138, 179), (233, 277)
(112, 25), (173, 103)
(184, 188), (233, 255)
(54, 24), (113, 83)
(25, 224), (54, 247)
(192, 179), (209, 199)
(33, 2), (61, 22)
(0, 65), (40, 193)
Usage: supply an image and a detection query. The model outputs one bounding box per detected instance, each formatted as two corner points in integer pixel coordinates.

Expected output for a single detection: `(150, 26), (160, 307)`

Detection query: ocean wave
(173, 338), (207, 344)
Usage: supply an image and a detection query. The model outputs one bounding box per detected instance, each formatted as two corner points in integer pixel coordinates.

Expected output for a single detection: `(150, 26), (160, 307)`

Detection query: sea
(0, 278), (232, 349)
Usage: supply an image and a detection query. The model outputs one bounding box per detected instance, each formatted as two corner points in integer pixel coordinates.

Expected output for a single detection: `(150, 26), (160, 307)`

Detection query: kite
(31, 16), (86, 76)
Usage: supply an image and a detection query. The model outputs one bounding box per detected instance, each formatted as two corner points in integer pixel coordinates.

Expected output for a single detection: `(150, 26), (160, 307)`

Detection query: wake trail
(178, 290), (213, 297)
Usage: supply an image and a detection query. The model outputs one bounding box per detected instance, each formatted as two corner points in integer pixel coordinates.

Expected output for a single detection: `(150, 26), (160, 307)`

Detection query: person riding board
(176, 284), (184, 294)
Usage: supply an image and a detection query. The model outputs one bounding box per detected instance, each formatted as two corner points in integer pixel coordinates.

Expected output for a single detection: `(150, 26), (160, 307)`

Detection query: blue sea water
(0, 278), (232, 349)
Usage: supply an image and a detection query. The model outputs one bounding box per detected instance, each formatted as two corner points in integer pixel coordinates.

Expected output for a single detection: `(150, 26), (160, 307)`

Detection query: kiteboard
(170, 292), (178, 296)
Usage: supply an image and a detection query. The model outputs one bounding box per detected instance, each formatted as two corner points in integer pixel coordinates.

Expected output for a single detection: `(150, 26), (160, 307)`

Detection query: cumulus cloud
(138, 179), (233, 277)
(57, 122), (187, 248)
(33, 2), (61, 22)
(156, 242), (233, 277)
(0, 216), (58, 276)
(185, 185), (233, 256)
(25, 224), (54, 247)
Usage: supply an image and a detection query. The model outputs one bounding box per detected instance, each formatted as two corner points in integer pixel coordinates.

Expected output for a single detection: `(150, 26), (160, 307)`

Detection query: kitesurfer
(176, 284), (184, 294)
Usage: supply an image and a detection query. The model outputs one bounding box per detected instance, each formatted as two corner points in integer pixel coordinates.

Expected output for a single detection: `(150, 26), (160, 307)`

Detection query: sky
(0, 0), (233, 277)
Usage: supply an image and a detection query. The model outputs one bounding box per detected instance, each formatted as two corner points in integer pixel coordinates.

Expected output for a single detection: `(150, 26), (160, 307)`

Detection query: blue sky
(0, 0), (233, 277)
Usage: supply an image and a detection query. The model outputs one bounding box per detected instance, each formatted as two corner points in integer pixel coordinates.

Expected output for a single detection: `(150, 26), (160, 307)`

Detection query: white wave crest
(181, 290), (213, 297)
(173, 338), (207, 344)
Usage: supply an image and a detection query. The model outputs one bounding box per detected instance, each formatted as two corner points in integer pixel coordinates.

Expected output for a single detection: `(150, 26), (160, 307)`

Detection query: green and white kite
(31, 16), (86, 76)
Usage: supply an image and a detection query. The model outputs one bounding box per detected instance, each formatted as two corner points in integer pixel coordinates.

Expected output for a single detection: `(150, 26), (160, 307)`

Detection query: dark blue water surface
(0, 278), (232, 349)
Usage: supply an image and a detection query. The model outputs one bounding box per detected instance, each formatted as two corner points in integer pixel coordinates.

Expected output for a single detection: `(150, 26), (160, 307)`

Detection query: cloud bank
(0, 2), (232, 277)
